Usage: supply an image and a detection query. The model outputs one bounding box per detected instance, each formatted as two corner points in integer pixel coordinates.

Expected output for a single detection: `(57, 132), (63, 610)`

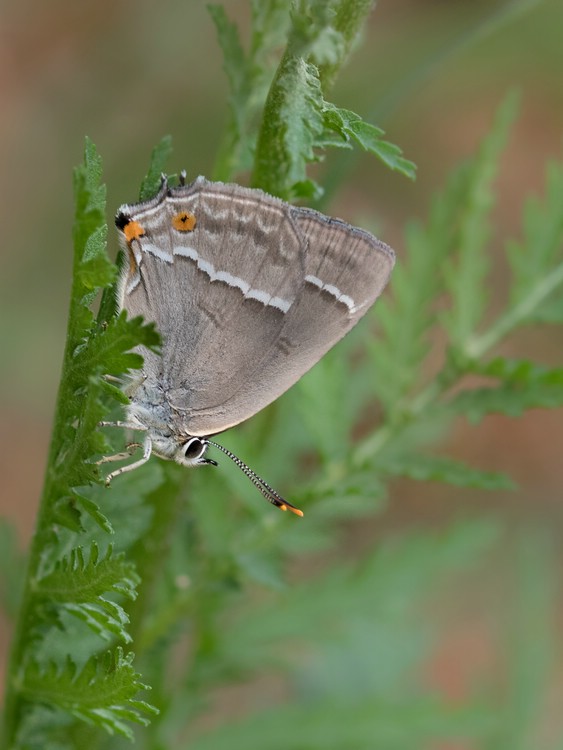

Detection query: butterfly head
(176, 436), (218, 468)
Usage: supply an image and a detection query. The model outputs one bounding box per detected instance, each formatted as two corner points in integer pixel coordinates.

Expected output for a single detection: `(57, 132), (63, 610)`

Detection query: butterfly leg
(96, 443), (142, 465)
(102, 374), (126, 384)
(99, 420), (147, 430)
(104, 436), (152, 486)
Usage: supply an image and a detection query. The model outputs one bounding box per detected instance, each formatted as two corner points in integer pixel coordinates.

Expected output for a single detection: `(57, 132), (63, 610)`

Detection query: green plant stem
(318, 0), (376, 92)
(1, 274), (87, 750)
(252, 0), (377, 198)
(251, 46), (296, 198)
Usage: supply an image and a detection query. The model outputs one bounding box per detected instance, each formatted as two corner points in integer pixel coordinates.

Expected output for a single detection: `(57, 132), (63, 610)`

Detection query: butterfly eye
(172, 211), (197, 232)
(183, 437), (205, 460)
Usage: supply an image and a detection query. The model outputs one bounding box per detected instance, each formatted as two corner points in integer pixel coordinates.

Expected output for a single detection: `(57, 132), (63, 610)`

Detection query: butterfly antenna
(205, 440), (303, 517)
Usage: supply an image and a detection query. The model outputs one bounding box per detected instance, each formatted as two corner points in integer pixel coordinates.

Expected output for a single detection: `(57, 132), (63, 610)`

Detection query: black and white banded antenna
(205, 439), (304, 517)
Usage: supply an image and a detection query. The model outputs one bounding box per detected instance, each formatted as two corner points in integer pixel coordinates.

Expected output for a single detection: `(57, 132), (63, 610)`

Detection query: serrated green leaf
(2, 136), (167, 744)
(68, 140), (109, 361)
(22, 648), (157, 740)
(138, 135), (173, 201)
(36, 544), (139, 642)
(323, 105), (416, 179)
(61, 601), (131, 642)
(78, 226), (114, 290)
(78, 311), (159, 377)
(442, 92), (519, 346)
(51, 497), (85, 533)
(464, 162), (563, 357)
(369, 168), (468, 414)
(98, 376), (130, 406)
(71, 492), (114, 534)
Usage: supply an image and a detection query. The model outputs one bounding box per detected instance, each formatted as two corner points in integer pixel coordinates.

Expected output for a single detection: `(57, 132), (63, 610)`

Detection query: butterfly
(99, 173), (395, 515)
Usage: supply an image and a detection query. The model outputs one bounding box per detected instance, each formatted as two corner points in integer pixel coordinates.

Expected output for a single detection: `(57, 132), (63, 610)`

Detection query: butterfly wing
(117, 177), (394, 436)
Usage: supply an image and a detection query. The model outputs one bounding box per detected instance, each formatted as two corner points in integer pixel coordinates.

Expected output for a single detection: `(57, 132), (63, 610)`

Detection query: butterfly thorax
(124, 374), (210, 467)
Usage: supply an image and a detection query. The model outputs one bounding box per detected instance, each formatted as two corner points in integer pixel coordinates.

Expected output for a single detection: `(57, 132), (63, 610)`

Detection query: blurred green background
(1, 0), (563, 745)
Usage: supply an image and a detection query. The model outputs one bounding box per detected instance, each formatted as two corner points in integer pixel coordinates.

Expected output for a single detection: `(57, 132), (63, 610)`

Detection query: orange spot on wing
(172, 211), (197, 232)
(123, 220), (146, 243)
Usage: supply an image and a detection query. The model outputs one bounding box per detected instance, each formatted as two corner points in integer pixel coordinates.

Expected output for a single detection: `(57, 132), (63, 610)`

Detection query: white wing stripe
(173, 245), (292, 313)
(305, 274), (357, 313)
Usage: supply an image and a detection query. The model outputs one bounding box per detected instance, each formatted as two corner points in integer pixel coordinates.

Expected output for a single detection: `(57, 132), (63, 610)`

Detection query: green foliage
(451, 357), (563, 422)
(0, 140), (160, 748)
(321, 105), (415, 176)
(210, 1), (292, 181)
(138, 136), (173, 202)
(211, 0), (415, 197)
(37, 544), (140, 643)
(442, 93), (518, 347)
(360, 92), (563, 496)
(2, 3), (563, 750)
(21, 649), (157, 740)
(157, 520), (502, 750)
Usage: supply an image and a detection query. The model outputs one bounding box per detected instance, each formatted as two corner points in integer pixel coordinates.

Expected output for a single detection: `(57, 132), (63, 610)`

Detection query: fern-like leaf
(138, 135), (173, 201)
(21, 649), (157, 740)
(442, 92), (519, 347)
(322, 105), (416, 178)
(36, 544), (140, 643)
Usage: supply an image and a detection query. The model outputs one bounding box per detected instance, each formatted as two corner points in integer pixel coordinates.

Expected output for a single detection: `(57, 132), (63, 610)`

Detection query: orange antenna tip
(288, 506), (304, 517)
(277, 502), (303, 517)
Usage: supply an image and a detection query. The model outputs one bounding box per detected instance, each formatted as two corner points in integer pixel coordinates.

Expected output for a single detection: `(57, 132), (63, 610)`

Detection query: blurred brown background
(1, 0), (562, 739)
